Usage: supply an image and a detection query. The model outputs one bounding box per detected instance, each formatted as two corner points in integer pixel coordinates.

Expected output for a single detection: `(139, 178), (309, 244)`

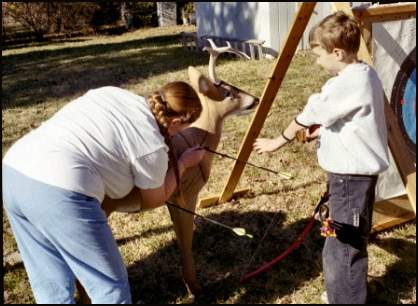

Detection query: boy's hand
(253, 138), (280, 153)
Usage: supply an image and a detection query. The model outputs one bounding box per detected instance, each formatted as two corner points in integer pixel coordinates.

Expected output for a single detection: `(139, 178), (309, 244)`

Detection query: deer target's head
(188, 39), (259, 117)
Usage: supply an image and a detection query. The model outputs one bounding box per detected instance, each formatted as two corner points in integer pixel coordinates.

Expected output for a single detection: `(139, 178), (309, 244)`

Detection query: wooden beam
(405, 173), (416, 214)
(198, 188), (250, 208)
(360, 19), (373, 55)
(353, 3), (416, 27)
(353, 2), (416, 18)
(215, 2), (317, 204)
(360, 13), (417, 24)
(372, 195), (416, 233)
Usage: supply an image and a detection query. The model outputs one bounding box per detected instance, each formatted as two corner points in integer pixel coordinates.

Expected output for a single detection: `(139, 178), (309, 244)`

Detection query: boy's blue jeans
(2, 165), (132, 304)
(323, 172), (378, 304)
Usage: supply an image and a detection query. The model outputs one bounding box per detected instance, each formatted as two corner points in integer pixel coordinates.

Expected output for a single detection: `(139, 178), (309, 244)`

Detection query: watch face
(390, 47), (416, 159)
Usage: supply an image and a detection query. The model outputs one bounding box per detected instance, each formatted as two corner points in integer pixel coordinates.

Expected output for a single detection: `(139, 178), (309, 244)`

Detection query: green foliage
(91, 1), (121, 27)
(178, 1), (195, 24)
(5, 2), (55, 40)
(89, 1), (158, 29)
(181, 2), (195, 15)
(3, 1), (159, 42)
(4, 2), (101, 40)
(126, 2), (158, 28)
(57, 3), (101, 33)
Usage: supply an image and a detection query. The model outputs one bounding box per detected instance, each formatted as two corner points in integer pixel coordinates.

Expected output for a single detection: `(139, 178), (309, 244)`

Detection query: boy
(253, 11), (389, 304)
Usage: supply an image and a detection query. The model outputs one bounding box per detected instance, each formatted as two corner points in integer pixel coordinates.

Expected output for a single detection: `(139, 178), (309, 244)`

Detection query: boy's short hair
(309, 11), (361, 54)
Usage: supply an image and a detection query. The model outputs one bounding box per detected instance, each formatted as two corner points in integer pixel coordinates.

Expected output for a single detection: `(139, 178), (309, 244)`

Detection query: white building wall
(196, 2), (371, 58)
(196, 2), (268, 43)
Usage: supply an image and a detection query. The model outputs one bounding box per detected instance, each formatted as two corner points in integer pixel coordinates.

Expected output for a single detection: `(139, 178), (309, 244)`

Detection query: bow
(240, 191), (329, 283)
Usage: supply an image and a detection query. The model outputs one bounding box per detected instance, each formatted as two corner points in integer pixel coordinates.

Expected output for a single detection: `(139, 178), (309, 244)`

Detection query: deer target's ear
(188, 66), (211, 94)
(188, 66), (224, 100)
(198, 76), (211, 94)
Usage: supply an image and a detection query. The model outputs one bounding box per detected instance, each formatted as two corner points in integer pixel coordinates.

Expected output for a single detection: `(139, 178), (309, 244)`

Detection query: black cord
(203, 146), (281, 176)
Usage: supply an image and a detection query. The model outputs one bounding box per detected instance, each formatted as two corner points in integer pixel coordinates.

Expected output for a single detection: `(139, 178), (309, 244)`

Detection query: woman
(2, 82), (205, 304)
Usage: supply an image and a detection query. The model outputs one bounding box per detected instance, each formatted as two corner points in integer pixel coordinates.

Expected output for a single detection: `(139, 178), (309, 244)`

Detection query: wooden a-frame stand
(198, 2), (416, 233)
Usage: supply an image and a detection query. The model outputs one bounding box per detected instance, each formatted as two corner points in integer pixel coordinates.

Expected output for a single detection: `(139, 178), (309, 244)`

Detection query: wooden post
(257, 44), (264, 60)
(360, 19), (373, 55)
(248, 42), (255, 60)
(198, 2), (317, 207)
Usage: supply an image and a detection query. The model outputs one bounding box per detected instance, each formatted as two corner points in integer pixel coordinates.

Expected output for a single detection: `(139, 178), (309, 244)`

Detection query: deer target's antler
(203, 38), (251, 83)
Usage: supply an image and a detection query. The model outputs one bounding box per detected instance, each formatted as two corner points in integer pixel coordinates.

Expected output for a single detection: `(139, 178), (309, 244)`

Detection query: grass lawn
(2, 25), (416, 304)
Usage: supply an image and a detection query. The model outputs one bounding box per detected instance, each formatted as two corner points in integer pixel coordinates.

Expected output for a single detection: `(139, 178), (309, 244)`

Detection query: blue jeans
(323, 173), (377, 304)
(2, 165), (132, 304)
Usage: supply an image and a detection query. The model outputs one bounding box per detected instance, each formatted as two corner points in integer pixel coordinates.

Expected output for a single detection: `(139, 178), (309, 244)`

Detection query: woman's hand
(137, 146), (205, 210)
(179, 146), (205, 169)
(253, 138), (281, 153)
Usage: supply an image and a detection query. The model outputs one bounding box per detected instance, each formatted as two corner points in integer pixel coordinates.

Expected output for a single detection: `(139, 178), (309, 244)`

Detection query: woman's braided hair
(148, 81), (202, 200)
(148, 81), (201, 131)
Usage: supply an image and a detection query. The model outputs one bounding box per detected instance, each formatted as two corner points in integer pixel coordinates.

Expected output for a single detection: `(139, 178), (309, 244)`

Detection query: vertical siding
(196, 2), (266, 47)
(278, 3), (297, 53)
(300, 2), (333, 50)
(196, 2), (371, 57)
(268, 2), (332, 53)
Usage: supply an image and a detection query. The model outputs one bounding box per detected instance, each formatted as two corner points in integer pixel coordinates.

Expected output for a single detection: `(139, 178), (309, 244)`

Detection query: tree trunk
(157, 2), (177, 27)
(120, 1), (127, 29)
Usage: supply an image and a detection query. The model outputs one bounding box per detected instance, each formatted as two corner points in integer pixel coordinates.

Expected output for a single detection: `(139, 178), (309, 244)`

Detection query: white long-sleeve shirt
(3, 86), (169, 202)
(296, 62), (389, 175)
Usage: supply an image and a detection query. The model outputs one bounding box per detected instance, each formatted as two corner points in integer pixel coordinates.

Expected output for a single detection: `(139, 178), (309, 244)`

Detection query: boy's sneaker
(321, 291), (329, 304)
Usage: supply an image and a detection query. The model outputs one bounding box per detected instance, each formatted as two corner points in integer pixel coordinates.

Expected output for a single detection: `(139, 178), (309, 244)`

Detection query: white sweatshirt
(3, 86), (169, 202)
(296, 62), (390, 175)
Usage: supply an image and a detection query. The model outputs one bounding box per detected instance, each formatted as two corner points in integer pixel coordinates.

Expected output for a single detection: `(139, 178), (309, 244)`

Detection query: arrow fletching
(232, 227), (253, 239)
(278, 171), (293, 180)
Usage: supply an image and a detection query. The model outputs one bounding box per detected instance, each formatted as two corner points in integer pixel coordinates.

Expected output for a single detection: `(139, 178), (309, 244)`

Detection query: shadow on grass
(118, 211), (416, 304)
(2, 33), (210, 110)
(5, 212), (415, 303)
(115, 224), (172, 245)
(122, 210), (325, 304)
(2, 38), (93, 51)
(367, 235), (416, 304)
(243, 179), (323, 199)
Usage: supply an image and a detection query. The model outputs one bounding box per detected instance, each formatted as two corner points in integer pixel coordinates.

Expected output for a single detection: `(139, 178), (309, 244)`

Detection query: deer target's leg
(167, 195), (201, 295)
